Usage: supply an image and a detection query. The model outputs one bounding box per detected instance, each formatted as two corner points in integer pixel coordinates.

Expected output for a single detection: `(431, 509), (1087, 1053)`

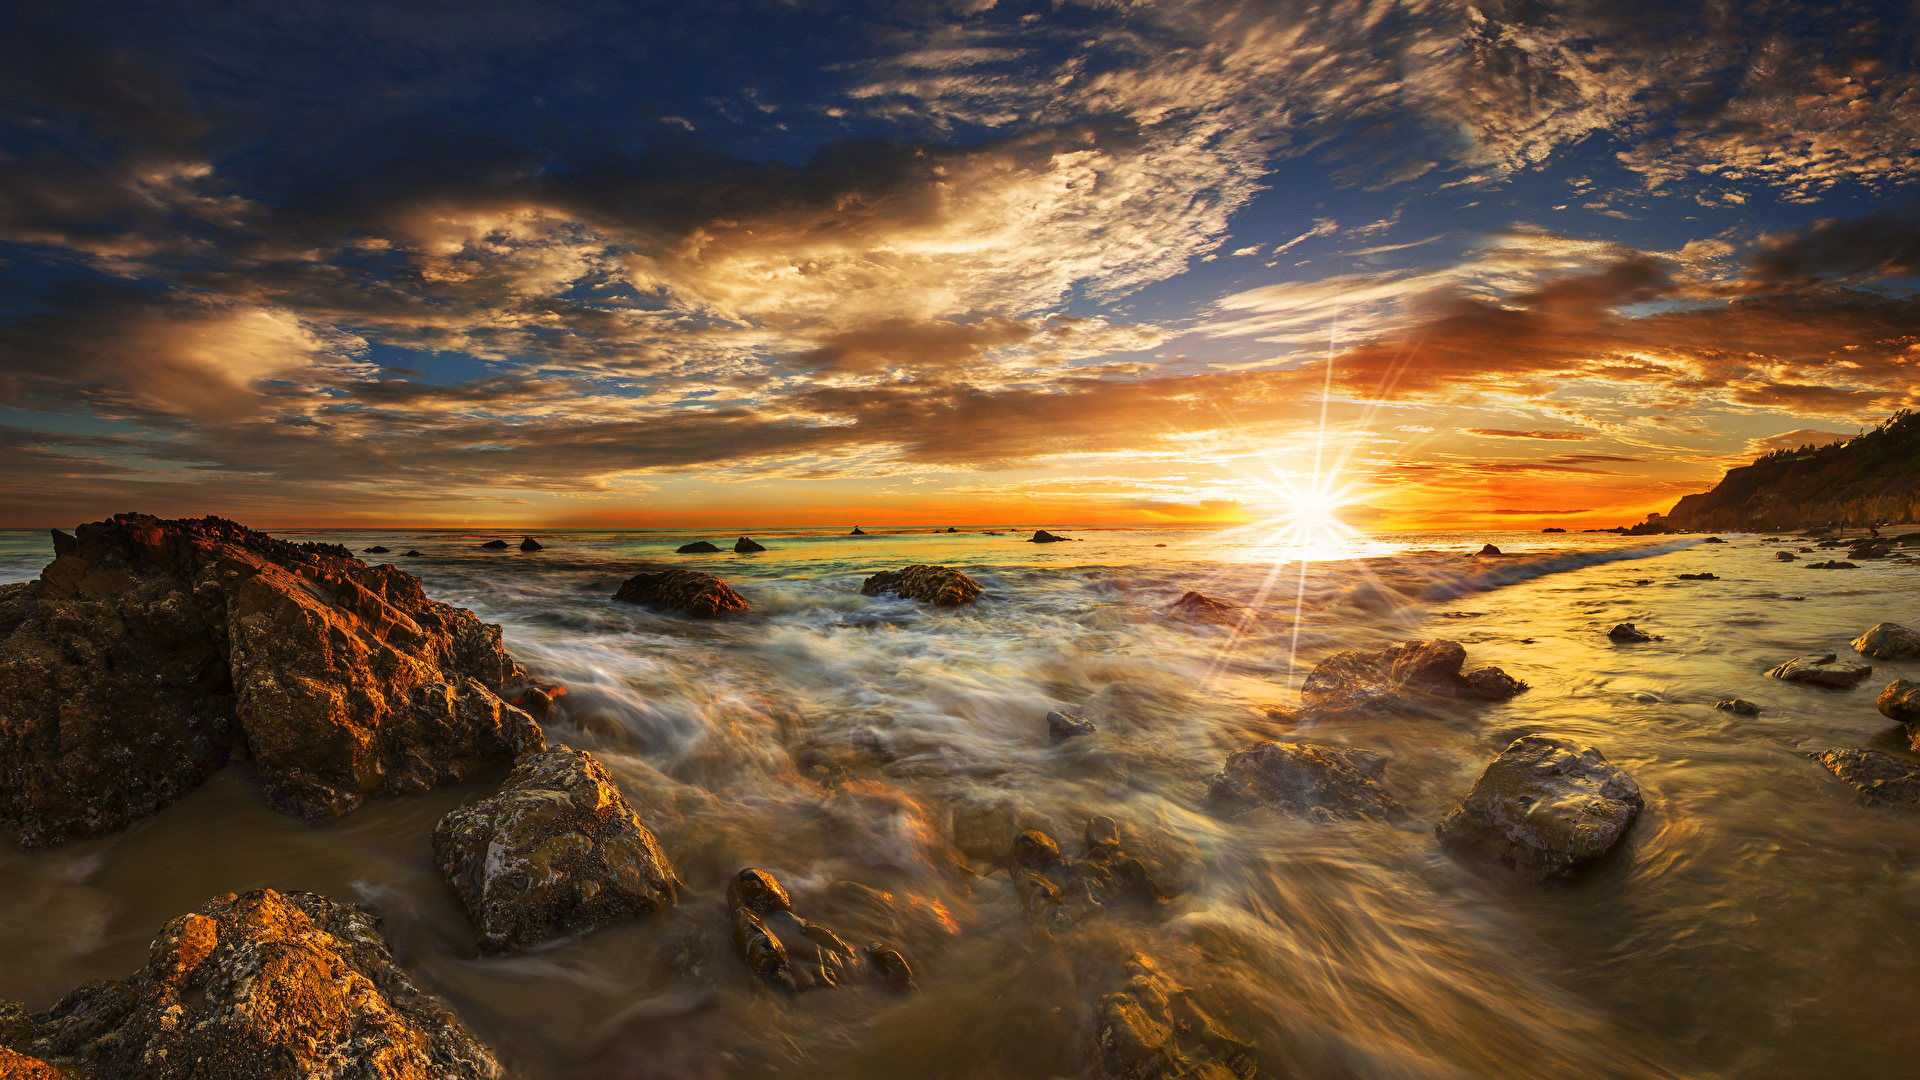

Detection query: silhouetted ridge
(1666, 410), (1920, 530)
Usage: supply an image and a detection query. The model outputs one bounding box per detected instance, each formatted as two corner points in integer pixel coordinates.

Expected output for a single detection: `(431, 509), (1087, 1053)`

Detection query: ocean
(2, 524), (1917, 1079)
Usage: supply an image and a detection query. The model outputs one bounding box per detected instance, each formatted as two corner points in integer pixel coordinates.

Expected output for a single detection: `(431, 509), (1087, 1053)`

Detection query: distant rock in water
(1300, 638), (1527, 717)
(1702, 536), (1726, 543)
(0, 513), (542, 848)
(481, 538), (510, 549)
(1436, 735), (1644, 881)
(1541, 527), (1566, 533)
(1879, 679), (1920, 732)
(676, 540), (722, 553)
(1853, 622), (1920, 659)
(1812, 748), (1920, 808)
(1, 889), (500, 1079)
(1716, 698), (1760, 715)
(403, 549), (423, 556)
(1768, 653), (1872, 688)
(520, 536), (543, 551)
(613, 568), (749, 617)
(726, 868), (915, 993)
(849, 526), (867, 535)
(1028, 530), (1076, 543)
(1607, 623), (1655, 642)
(734, 536), (766, 553)
(1476, 543), (1503, 556)
(1046, 707), (1096, 743)
(1678, 572), (1719, 580)
(1087, 954), (1256, 1080)
(364, 545), (391, 553)
(1166, 590), (1239, 621)
(1664, 409), (1920, 531)
(945, 526), (958, 532)
(433, 746), (680, 953)
(1204, 740), (1405, 821)
(1806, 560), (1858, 569)
(1776, 550), (1797, 561)
(860, 564), (983, 606)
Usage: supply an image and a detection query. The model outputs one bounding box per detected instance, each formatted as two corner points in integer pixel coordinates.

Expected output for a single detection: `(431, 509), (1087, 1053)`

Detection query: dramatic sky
(4, 0), (1919, 529)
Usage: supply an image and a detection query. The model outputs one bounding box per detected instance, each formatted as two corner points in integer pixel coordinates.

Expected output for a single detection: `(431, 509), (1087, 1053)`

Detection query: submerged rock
(1029, 530), (1076, 543)
(676, 540), (722, 553)
(1767, 653), (1873, 688)
(860, 564), (983, 606)
(1805, 560), (1858, 569)
(365, 545), (391, 553)
(1607, 623), (1655, 643)
(433, 746), (680, 953)
(1009, 820), (1169, 927)
(1299, 638), (1527, 716)
(1677, 572), (1719, 580)
(1702, 536), (1726, 543)
(1088, 955), (1257, 1080)
(1204, 740), (1404, 822)
(403, 549), (423, 557)
(1812, 748), (1920, 808)
(1047, 707), (1097, 743)
(520, 536), (543, 551)
(0, 514), (542, 848)
(1436, 735), (1644, 881)
(613, 568), (749, 617)
(1776, 550), (1798, 561)
(1853, 622), (1920, 659)
(1879, 679), (1920, 729)
(734, 536), (766, 553)
(726, 868), (914, 993)
(1167, 591), (1240, 622)
(1715, 698), (1761, 715)
(4, 888), (499, 1079)
(481, 539), (510, 549)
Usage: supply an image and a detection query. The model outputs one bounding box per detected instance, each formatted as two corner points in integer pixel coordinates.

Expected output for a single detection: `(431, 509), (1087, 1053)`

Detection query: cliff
(1665, 411), (1920, 531)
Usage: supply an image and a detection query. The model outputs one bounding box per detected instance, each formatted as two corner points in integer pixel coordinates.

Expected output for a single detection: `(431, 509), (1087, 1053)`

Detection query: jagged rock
(859, 564), (983, 606)
(1677, 572), (1718, 580)
(1608, 623), (1655, 642)
(1087, 955), (1257, 1080)
(676, 541), (722, 553)
(433, 745), (679, 953)
(1029, 530), (1076, 543)
(849, 527), (867, 535)
(613, 568), (749, 617)
(480, 539), (510, 549)
(1009, 820), (1168, 927)
(1167, 591), (1239, 621)
(1812, 748), (1920, 808)
(1436, 735), (1643, 881)
(1476, 544), (1503, 556)
(520, 537), (543, 551)
(1048, 707), (1097, 743)
(5, 889), (499, 1079)
(1853, 623), (1920, 659)
(1299, 639), (1527, 716)
(1204, 740), (1404, 821)
(1776, 550), (1797, 561)
(1715, 698), (1760, 715)
(1879, 679), (1920, 729)
(726, 868), (913, 993)
(1767, 653), (1873, 688)
(364, 545), (391, 553)
(734, 537), (766, 553)
(0, 514), (542, 848)
(1805, 560), (1858, 569)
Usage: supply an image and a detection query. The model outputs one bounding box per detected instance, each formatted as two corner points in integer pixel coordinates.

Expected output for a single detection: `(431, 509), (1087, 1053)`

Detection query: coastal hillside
(1666, 410), (1920, 530)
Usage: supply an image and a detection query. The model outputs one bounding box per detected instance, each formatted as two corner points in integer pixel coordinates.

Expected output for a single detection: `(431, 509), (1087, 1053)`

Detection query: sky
(3, 0), (1919, 531)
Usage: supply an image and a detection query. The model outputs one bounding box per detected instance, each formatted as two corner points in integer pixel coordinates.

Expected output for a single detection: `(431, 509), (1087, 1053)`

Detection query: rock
(613, 568), (749, 617)
(1767, 653), (1873, 688)
(1852, 622), (1920, 659)
(1009, 821), (1169, 927)
(1166, 591), (1239, 621)
(1088, 955), (1256, 1080)
(520, 537), (543, 551)
(0, 1048), (59, 1079)
(1299, 638), (1527, 715)
(1203, 740), (1404, 821)
(6, 888), (499, 1079)
(364, 545), (391, 553)
(1477, 544), (1503, 556)
(1878, 679), (1920, 727)
(1047, 708), (1097, 743)
(1677, 572), (1718, 580)
(1805, 560), (1858, 569)
(676, 541), (722, 553)
(1028, 530), (1076, 543)
(1607, 623), (1655, 642)
(1541, 527), (1565, 533)
(0, 514), (542, 848)
(725, 868), (913, 993)
(1702, 536), (1726, 543)
(433, 745), (680, 953)
(734, 536), (766, 553)
(1776, 550), (1797, 561)
(859, 564), (984, 606)
(1811, 748), (1920, 808)
(1715, 699), (1760, 715)
(849, 527), (867, 535)
(403, 550), (423, 557)
(480, 539), (510, 549)
(1435, 735), (1643, 881)
(945, 527), (958, 533)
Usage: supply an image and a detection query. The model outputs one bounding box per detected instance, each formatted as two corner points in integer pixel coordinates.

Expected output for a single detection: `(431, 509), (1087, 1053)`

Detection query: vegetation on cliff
(1666, 410), (1920, 530)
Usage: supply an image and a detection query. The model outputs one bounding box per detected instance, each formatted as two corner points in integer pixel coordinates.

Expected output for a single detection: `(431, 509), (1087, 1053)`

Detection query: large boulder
(0, 514), (543, 848)
(725, 868), (916, 993)
(1, 889), (499, 1079)
(1028, 530), (1076, 543)
(1812, 748), (1920, 808)
(1880, 679), (1920, 725)
(1767, 653), (1873, 688)
(1300, 639), (1527, 716)
(433, 746), (680, 953)
(1435, 735), (1643, 881)
(612, 568), (748, 617)
(1088, 956), (1256, 1080)
(1853, 623), (1920, 659)
(859, 564), (984, 606)
(1203, 741), (1404, 821)
(519, 537), (543, 552)
(675, 541), (721, 553)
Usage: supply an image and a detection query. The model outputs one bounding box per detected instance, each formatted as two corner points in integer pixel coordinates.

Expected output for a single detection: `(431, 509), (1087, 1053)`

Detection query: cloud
(1465, 428), (1589, 440)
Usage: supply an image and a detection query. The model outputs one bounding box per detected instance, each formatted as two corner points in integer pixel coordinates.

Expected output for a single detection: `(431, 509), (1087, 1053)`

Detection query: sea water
(1, 525), (1917, 1079)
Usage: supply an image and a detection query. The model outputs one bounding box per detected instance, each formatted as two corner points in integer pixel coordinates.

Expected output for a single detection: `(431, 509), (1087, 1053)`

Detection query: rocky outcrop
(859, 564), (984, 606)
(725, 868), (915, 993)
(1853, 623), (1920, 659)
(519, 537), (543, 551)
(481, 539), (510, 549)
(612, 568), (749, 617)
(1664, 409), (1920, 531)
(1767, 653), (1873, 688)
(0, 514), (543, 848)
(1299, 639), (1527, 716)
(1436, 735), (1643, 881)
(675, 541), (721, 553)
(1087, 956), (1257, 1080)
(1009, 820), (1168, 927)
(432, 746), (681, 953)
(734, 537), (766, 553)
(1203, 741), (1404, 822)
(1028, 530), (1076, 543)
(1047, 707), (1097, 743)
(1812, 748), (1920, 808)
(1607, 623), (1654, 642)
(1, 888), (499, 1079)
